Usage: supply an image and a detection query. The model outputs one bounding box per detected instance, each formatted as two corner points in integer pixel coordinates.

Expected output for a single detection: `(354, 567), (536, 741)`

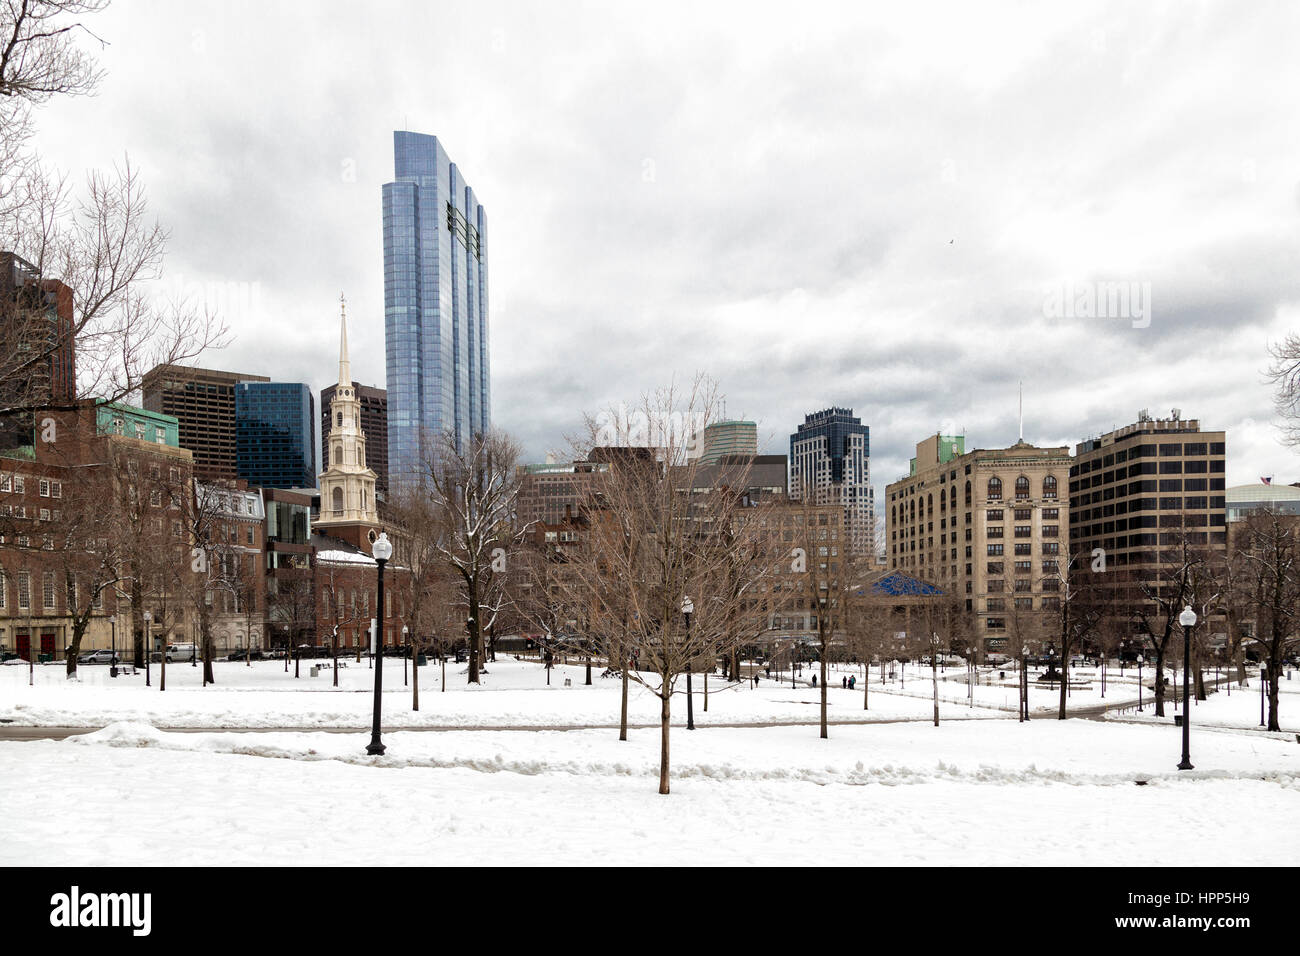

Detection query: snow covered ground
(2, 715), (1296, 866)
(0, 657), (1018, 728)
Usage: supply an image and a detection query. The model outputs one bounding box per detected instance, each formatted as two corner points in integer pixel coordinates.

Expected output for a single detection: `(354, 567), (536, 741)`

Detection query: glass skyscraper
(235, 382), (316, 489)
(790, 407), (875, 558)
(383, 131), (490, 489)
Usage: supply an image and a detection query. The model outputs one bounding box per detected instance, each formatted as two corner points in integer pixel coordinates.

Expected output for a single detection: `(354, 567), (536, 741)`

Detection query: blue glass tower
(235, 382), (316, 489)
(383, 131), (490, 489)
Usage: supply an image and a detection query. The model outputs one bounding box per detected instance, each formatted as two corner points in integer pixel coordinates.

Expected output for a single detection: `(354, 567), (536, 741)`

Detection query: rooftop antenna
(1018, 381), (1024, 443)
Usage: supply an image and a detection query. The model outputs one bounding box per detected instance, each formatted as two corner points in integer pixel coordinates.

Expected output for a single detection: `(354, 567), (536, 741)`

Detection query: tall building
(1070, 411), (1227, 609)
(696, 420), (758, 465)
(886, 434), (1072, 651)
(383, 131), (490, 489)
(0, 252), (75, 448)
(516, 460), (611, 528)
(142, 365), (269, 479)
(234, 382), (316, 490)
(315, 304), (380, 551)
(789, 407), (875, 557)
(321, 381), (388, 497)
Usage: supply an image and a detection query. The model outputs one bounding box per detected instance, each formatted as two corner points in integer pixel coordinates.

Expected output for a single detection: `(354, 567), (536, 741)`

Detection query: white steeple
(338, 292), (351, 388)
(318, 295), (378, 531)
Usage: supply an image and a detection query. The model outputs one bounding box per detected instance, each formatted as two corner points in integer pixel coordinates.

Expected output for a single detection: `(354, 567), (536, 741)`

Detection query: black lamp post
(1020, 643), (1029, 722)
(110, 617), (118, 679)
(403, 625), (409, 687)
(681, 596), (695, 731)
(143, 610), (152, 688)
(366, 532), (393, 757)
(1177, 605), (1195, 770)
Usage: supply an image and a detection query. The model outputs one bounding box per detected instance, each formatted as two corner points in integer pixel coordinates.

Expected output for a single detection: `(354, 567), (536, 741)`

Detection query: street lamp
(1020, 642), (1029, 722)
(403, 625), (409, 687)
(143, 610), (152, 688)
(681, 596), (695, 731)
(110, 616), (118, 679)
(1177, 605), (1196, 770)
(366, 532), (393, 757)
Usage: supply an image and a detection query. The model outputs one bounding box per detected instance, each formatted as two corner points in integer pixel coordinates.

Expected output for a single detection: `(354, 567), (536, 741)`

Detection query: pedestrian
(849, 675), (856, 690)
(812, 674), (817, 687)
(842, 675), (847, 689)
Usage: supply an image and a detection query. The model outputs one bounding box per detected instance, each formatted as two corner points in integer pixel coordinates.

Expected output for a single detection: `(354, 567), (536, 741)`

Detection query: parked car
(77, 649), (120, 664)
(225, 649), (264, 661)
(165, 643), (198, 663)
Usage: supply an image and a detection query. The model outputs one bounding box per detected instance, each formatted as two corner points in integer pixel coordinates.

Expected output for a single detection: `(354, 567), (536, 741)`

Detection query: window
(1015, 476), (1030, 499)
(1014, 543), (1031, 555)
(1043, 525), (1058, 538)
(50, 481), (60, 499)
(43, 572), (56, 610)
(1015, 525), (1031, 538)
(987, 526), (1004, 538)
(1014, 508), (1031, 521)
(150, 490), (162, 507)
(987, 477), (1002, 501)
(1043, 508), (1058, 520)
(155, 426), (166, 444)
(0, 568), (5, 608)
(1014, 597), (1034, 610)
(987, 544), (1003, 556)
(39, 479), (49, 497)
(1014, 578), (1033, 592)
(17, 571), (30, 609)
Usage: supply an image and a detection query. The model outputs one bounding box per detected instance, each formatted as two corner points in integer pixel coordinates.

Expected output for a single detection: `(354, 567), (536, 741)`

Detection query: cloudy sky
(28, 0), (1300, 495)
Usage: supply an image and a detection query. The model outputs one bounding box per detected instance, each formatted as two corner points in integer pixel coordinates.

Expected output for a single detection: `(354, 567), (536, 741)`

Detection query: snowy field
(3, 657), (1296, 866)
(5, 655), (1284, 728)
(1, 715), (1296, 866)
(0, 657), (1020, 728)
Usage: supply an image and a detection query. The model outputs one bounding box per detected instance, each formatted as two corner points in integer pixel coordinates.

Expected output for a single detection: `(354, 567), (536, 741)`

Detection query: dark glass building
(383, 131), (490, 489)
(235, 382), (316, 489)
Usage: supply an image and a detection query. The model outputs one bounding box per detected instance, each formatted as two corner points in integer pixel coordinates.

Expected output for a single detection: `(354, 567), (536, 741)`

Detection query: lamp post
(681, 596), (695, 731)
(1260, 660), (1267, 728)
(403, 625), (409, 687)
(366, 532), (393, 757)
(1020, 642), (1029, 722)
(143, 610), (152, 688)
(1177, 606), (1196, 770)
(110, 617), (117, 679)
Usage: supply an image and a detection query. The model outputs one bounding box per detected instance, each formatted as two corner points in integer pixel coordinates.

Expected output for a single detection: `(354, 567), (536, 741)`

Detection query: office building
(1070, 410), (1226, 608)
(790, 407), (875, 557)
(235, 382), (316, 490)
(143, 365), (270, 479)
(886, 433), (1072, 651)
(696, 420), (758, 464)
(383, 131), (490, 489)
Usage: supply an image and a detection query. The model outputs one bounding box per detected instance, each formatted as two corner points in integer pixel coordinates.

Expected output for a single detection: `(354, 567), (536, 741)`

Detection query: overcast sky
(28, 0), (1300, 495)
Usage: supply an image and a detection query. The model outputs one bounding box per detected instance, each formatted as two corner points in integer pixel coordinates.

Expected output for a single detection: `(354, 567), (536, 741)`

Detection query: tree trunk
(658, 686), (671, 795)
(1268, 650), (1281, 732)
(412, 642), (420, 711)
(65, 608), (89, 679)
(932, 656), (939, 727)
(619, 662), (629, 741)
(1154, 646), (1167, 717)
(132, 580), (144, 668)
(199, 599), (215, 686)
(819, 642), (828, 739)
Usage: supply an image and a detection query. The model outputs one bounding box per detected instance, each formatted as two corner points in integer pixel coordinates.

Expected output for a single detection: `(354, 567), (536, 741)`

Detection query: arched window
(964, 480), (971, 506)
(949, 486), (956, 508)
(927, 494), (933, 517)
(910, 500), (916, 522)
(336, 412), (343, 428)
(331, 487), (344, 513)
(987, 477), (1002, 501)
(1043, 475), (1058, 499)
(1015, 476), (1030, 499)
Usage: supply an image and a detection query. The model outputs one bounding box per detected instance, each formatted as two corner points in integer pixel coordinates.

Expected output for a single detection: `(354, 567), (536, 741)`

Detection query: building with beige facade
(886, 433), (1072, 651)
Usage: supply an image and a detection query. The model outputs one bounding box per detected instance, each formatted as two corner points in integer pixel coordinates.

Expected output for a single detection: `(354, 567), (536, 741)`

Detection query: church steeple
(338, 292), (351, 388)
(318, 295), (379, 539)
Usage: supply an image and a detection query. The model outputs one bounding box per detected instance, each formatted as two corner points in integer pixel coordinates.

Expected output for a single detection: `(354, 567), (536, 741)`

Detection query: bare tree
(418, 428), (525, 685)
(567, 379), (784, 794)
(1, 1), (226, 426)
(1234, 508), (1300, 731)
